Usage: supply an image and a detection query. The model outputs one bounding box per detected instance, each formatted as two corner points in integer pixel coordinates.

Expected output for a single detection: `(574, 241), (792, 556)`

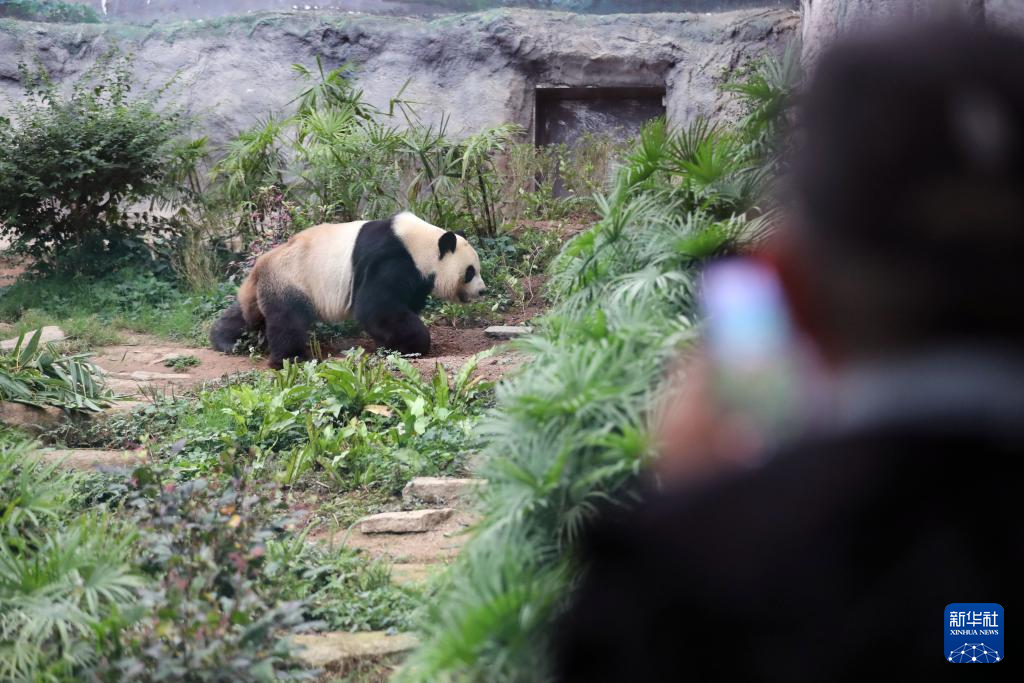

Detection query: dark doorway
(534, 86), (667, 147)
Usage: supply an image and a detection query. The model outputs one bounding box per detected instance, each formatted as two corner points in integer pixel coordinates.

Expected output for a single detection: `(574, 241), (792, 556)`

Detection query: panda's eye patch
(464, 265), (476, 283)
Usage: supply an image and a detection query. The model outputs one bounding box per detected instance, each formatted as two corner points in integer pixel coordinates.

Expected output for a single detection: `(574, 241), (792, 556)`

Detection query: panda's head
(392, 212), (487, 304)
(435, 229), (487, 303)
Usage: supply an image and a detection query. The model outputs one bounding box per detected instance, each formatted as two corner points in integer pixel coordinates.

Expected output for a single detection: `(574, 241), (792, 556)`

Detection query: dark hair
(790, 22), (1024, 355)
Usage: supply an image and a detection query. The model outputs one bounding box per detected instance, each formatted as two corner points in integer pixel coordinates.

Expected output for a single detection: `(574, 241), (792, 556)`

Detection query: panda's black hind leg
(261, 286), (317, 369)
(210, 302), (248, 353)
(362, 309), (430, 356)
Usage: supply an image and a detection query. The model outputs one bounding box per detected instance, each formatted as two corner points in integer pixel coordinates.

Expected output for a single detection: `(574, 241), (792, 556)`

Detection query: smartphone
(700, 258), (799, 444)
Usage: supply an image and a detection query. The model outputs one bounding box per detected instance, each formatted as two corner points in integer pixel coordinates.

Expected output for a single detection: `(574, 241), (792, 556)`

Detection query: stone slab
(0, 326), (66, 351)
(355, 509), (455, 534)
(109, 371), (194, 381)
(41, 448), (147, 471)
(402, 477), (485, 505)
(484, 325), (532, 340)
(0, 401), (64, 434)
(291, 631), (418, 672)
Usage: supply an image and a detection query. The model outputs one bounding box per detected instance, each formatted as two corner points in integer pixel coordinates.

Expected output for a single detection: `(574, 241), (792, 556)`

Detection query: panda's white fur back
(270, 220), (365, 322)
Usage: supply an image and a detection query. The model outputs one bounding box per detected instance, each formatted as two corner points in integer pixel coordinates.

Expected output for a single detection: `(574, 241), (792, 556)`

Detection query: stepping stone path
(291, 631), (418, 677)
(308, 477), (486, 674)
(484, 325), (532, 340)
(0, 325), (66, 350)
(335, 476), (486, 571)
(39, 448), (147, 471)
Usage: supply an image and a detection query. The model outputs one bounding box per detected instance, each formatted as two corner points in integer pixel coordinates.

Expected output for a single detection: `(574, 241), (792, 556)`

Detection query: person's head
(775, 22), (1024, 365)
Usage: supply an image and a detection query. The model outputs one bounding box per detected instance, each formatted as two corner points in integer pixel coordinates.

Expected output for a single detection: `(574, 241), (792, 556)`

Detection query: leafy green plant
(115, 351), (492, 492)
(212, 59), (611, 244)
(93, 466), (310, 682)
(0, 441), (142, 681)
(264, 536), (422, 632)
(0, 52), (195, 272)
(164, 354), (201, 371)
(0, 328), (112, 411)
(211, 116), (287, 220)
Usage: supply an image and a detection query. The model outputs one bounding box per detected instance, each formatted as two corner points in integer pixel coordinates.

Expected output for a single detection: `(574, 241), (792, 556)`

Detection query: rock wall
(77, 1), (798, 23)
(800, 0), (1022, 66)
(0, 8), (798, 148)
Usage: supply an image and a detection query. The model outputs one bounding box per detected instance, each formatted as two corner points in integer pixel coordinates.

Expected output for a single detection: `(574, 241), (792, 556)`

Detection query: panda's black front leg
(359, 308), (431, 356)
(261, 286), (317, 369)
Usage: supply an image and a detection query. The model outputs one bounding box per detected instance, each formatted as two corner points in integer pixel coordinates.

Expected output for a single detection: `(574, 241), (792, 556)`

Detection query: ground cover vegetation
(0, 24), (796, 681)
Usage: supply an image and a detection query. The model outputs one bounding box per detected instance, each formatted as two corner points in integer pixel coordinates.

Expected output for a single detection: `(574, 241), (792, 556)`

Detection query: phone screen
(701, 259), (799, 443)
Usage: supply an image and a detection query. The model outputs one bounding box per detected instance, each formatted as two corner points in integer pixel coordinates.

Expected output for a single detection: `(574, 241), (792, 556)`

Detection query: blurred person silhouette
(555, 21), (1022, 682)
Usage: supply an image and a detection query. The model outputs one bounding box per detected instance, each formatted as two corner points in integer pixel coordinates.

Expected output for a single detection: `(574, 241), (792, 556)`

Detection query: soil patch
(95, 334), (262, 396)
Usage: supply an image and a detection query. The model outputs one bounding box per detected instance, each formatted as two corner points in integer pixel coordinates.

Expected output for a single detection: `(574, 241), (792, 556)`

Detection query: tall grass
(398, 50), (798, 682)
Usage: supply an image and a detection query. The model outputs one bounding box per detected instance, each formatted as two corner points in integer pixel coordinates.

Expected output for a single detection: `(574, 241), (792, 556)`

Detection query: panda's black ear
(439, 231), (458, 259)
(455, 230), (467, 239)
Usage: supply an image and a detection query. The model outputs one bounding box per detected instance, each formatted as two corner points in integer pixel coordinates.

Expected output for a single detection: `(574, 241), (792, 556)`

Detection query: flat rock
(484, 325), (532, 340)
(0, 401), (65, 434)
(291, 631), (418, 672)
(0, 326), (66, 351)
(40, 448), (146, 471)
(110, 370), (194, 381)
(104, 399), (150, 415)
(355, 509), (454, 534)
(402, 477), (485, 505)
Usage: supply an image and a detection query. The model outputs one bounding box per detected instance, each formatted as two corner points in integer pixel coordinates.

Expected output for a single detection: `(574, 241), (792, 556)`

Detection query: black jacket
(555, 417), (1020, 681)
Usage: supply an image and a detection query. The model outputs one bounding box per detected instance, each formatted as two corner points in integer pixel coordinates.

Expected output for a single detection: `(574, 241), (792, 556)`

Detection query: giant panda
(210, 212), (487, 368)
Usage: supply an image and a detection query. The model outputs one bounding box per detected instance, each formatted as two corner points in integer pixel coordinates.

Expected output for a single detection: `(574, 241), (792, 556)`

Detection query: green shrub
(0, 52), (192, 272)
(0, 0), (100, 23)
